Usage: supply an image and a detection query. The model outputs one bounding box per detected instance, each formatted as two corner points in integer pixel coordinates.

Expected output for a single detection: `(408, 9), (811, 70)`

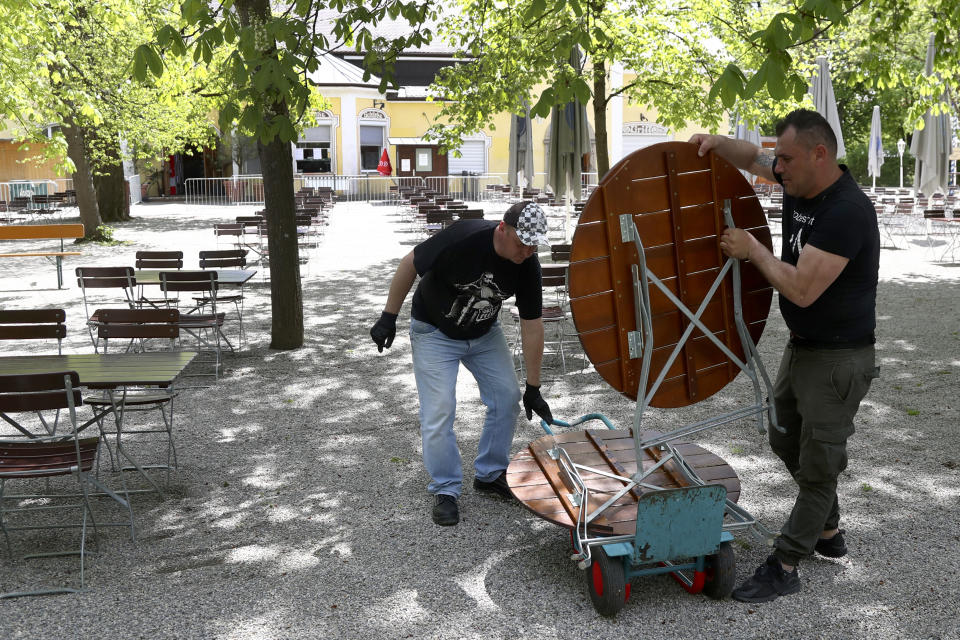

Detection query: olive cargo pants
(769, 342), (879, 566)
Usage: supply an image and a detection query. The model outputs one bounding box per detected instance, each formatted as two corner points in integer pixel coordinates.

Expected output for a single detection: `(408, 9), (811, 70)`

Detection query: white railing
(485, 171), (597, 199)
(422, 174), (505, 202)
(184, 175), (266, 206)
(0, 180), (59, 204)
(296, 174), (425, 203)
(53, 178), (74, 193)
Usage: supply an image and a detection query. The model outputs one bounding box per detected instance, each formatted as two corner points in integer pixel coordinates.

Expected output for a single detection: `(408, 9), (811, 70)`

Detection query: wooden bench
(0, 224), (84, 288)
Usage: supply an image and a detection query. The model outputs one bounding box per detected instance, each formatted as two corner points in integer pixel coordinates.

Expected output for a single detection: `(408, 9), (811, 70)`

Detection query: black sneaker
(473, 471), (513, 499)
(432, 494), (459, 526)
(732, 555), (801, 603)
(815, 529), (848, 558)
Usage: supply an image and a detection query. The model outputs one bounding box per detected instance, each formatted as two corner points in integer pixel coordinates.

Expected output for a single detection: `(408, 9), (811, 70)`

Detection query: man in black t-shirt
(690, 109), (880, 603)
(370, 201), (554, 526)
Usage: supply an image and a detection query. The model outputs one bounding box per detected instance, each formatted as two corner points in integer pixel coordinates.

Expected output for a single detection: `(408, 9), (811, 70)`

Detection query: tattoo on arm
(754, 151), (774, 168)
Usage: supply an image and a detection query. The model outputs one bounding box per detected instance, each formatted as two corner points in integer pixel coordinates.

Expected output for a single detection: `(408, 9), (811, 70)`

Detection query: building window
(415, 148), (433, 172)
(296, 125), (332, 173)
(360, 125), (385, 171)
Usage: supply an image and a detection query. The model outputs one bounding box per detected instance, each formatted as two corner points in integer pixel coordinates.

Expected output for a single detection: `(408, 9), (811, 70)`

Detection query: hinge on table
(619, 213), (635, 243)
(627, 331), (643, 359)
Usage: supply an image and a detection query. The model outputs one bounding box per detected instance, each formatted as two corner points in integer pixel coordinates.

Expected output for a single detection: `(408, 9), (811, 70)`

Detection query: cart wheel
(703, 541), (736, 600)
(585, 547), (628, 617)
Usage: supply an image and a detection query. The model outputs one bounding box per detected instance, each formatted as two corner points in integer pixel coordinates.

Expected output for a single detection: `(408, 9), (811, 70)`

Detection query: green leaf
(531, 87), (555, 118)
(525, 0), (547, 21)
(572, 77), (591, 105)
(144, 45), (164, 78)
(132, 45), (149, 82)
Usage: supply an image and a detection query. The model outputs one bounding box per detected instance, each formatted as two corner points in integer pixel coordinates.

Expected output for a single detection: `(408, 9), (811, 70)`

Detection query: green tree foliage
(0, 0), (219, 231)
(426, 0), (728, 175)
(136, 0), (438, 349)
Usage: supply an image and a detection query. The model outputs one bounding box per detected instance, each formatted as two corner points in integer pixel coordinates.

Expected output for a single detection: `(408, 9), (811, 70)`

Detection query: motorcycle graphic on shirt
(444, 272), (505, 328)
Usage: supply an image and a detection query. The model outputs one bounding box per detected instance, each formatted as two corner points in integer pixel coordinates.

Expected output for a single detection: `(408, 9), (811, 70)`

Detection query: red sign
(377, 148), (392, 176)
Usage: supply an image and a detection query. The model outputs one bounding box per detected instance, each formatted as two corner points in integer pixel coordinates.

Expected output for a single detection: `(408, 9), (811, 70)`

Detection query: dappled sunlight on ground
(1, 201), (958, 638)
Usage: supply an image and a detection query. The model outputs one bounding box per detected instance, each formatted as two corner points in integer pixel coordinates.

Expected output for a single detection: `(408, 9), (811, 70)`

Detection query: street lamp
(897, 138), (906, 190)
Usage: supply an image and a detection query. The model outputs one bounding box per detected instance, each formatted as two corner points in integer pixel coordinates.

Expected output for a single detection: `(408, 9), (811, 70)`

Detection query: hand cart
(507, 143), (781, 616)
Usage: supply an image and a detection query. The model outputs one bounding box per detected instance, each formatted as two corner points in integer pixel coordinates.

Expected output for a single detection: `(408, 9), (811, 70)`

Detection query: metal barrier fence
(296, 174), (426, 203)
(0, 180), (60, 205)
(422, 175), (505, 201)
(485, 172), (598, 199)
(185, 175), (266, 206)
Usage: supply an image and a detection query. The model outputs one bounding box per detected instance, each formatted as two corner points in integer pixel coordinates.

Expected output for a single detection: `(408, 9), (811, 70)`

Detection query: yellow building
(296, 51), (705, 192)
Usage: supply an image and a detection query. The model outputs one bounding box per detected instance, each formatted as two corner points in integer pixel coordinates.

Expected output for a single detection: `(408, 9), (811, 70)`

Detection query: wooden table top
(134, 269), (257, 286)
(569, 142), (773, 407)
(507, 428), (740, 537)
(0, 352), (197, 387)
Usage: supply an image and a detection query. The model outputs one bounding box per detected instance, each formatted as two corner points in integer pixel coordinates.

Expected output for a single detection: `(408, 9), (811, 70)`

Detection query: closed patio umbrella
(910, 34), (952, 196)
(867, 105), (884, 191)
(809, 56), (846, 159)
(508, 103), (534, 189)
(547, 48), (590, 205)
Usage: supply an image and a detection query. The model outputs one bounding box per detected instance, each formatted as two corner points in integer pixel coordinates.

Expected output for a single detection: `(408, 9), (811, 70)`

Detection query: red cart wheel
(585, 547), (628, 617)
(702, 541), (736, 600)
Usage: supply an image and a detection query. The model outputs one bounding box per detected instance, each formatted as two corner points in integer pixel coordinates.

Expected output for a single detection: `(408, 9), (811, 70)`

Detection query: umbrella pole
(872, 176), (876, 192)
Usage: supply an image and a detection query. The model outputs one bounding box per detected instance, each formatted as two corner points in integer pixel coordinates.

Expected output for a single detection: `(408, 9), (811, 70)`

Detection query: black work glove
(370, 311), (398, 352)
(522, 382), (553, 425)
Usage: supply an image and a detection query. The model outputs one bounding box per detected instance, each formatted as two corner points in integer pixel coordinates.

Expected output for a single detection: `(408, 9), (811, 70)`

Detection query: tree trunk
(592, 60), (610, 179)
(259, 132), (304, 350)
(236, 0), (304, 350)
(61, 116), (102, 237)
(93, 138), (131, 222)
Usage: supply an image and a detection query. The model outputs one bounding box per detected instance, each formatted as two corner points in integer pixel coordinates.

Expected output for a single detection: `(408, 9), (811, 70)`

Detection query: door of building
(395, 145), (448, 178)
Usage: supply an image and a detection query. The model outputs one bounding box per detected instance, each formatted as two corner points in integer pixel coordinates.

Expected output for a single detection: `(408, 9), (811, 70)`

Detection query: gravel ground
(0, 200), (958, 639)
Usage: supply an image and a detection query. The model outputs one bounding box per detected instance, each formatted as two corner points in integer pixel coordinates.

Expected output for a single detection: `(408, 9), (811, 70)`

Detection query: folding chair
(0, 309), (66, 355)
(213, 223), (244, 249)
(75, 267), (137, 352)
(198, 250), (247, 350)
(160, 271), (226, 379)
(83, 309), (181, 493)
(0, 371), (133, 598)
(134, 251), (183, 308)
(511, 263), (580, 374)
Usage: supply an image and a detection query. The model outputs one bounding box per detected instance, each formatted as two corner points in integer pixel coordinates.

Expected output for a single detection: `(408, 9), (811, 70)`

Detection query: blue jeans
(410, 318), (521, 498)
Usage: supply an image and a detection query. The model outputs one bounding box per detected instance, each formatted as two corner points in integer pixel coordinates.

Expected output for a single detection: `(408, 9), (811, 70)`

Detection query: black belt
(789, 332), (875, 349)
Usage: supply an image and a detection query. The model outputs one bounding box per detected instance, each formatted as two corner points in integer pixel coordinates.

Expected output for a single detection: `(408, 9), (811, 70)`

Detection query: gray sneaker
(432, 494), (459, 526)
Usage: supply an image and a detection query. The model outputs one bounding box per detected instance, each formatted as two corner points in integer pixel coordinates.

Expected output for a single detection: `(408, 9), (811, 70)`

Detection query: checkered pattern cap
(503, 201), (549, 246)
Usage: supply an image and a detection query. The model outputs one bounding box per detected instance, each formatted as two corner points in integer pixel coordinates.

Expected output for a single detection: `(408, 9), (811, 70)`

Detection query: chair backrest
(199, 250), (247, 269)
(75, 266), (136, 317)
(75, 266), (137, 290)
(236, 216), (263, 229)
(135, 250), (183, 270)
(160, 270), (218, 295)
(541, 264), (567, 289)
(550, 243), (572, 262)
(457, 209), (484, 220)
(0, 309), (66, 351)
(214, 223), (244, 237)
(95, 308), (180, 341)
(0, 371), (81, 414)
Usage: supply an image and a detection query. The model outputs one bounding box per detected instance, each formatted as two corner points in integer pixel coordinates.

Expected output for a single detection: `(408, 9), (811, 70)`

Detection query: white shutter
(620, 134), (673, 159)
(448, 140), (486, 174)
